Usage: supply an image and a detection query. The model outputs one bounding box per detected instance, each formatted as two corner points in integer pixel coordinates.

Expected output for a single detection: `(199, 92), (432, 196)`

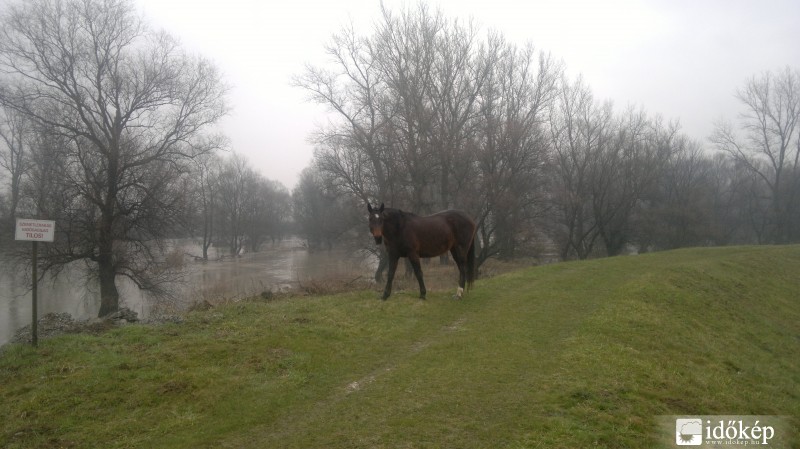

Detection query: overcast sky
(135, 0), (800, 190)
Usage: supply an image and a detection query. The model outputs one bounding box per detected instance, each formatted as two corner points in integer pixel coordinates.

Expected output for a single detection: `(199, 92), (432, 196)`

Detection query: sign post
(15, 219), (56, 347)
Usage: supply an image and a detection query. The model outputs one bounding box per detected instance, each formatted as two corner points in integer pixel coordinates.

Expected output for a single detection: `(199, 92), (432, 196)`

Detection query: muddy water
(1, 238), (376, 346)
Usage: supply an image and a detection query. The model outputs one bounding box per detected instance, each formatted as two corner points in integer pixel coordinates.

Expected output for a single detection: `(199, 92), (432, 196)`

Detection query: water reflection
(1, 238), (375, 346)
(1, 259), (104, 346)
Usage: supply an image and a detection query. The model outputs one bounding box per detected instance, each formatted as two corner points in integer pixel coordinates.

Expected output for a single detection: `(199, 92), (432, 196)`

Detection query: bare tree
(374, 3), (444, 212)
(189, 149), (225, 260)
(592, 111), (675, 255)
(263, 180), (292, 244)
(292, 166), (358, 250)
(549, 76), (613, 259)
(0, 105), (31, 236)
(473, 38), (560, 263)
(243, 177), (291, 252)
(293, 23), (390, 203)
(216, 154), (252, 257)
(427, 14), (487, 211)
(0, 0), (228, 316)
(712, 67), (800, 243)
(637, 134), (715, 250)
(210, 153), (291, 255)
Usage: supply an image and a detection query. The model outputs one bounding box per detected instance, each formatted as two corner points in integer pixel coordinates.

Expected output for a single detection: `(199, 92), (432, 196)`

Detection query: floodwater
(1, 238), (376, 346)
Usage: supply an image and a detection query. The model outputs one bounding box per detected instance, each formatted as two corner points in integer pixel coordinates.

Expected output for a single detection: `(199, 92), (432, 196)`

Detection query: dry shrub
(296, 275), (373, 296)
(164, 247), (186, 270)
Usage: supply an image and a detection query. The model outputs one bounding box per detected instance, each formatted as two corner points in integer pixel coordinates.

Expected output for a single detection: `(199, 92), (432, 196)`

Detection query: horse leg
(404, 258), (414, 279)
(408, 254), (426, 299)
(375, 250), (388, 282)
(382, 255), (399, 300)
(450, 247), (467, 299)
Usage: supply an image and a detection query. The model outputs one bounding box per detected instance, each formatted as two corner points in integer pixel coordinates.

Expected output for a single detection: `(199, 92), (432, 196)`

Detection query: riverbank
(1, 246), (798, 448)
(0, 237), (376, 346)
(7, 308), (181, 347)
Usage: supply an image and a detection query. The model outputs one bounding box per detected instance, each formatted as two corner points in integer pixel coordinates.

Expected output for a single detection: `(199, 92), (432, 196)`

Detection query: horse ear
(379, 203), (384, 213)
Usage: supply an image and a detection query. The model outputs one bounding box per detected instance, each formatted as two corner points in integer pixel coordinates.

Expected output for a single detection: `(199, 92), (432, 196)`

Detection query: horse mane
(380, 208), (417, 238)
(381, 208), (402, 226)
(383, 207), (416, 220)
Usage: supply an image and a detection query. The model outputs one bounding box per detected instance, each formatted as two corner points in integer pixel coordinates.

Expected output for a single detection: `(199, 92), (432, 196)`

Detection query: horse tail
(466, 235), (477, 289)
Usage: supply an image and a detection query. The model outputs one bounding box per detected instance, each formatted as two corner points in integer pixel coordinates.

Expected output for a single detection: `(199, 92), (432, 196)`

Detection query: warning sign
(15, 218), (56, 242)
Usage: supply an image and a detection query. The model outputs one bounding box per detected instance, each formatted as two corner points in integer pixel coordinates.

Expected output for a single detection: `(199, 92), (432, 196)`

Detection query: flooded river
(1, 238), (376, 346)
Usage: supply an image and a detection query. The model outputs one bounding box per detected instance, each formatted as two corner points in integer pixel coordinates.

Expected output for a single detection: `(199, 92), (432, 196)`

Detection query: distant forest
(1, 1), (798, 314)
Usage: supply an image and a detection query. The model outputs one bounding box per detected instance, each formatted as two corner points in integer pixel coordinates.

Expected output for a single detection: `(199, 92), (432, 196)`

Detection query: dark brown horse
(367, 203), (477, 300)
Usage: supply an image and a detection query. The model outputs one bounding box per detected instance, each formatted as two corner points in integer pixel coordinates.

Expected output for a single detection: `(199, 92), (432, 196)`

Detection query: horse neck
(383, 209), (408, 237)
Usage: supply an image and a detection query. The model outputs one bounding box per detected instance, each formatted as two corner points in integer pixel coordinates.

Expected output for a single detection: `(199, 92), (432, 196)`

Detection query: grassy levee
(1, 246), (798, 448)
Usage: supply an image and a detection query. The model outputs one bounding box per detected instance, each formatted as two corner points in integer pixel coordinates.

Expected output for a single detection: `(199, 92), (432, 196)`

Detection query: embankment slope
(1, 246), (798, 448)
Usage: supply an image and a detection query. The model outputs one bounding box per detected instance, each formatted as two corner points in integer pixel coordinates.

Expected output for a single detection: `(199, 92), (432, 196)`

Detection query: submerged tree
(0, 0), (228, 316)
(214, 153), (291, 256)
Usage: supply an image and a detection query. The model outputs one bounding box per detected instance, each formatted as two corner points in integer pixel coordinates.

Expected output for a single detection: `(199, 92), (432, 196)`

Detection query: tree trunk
(202, 197), (213, 260)
(99, 138), (120, 317)
(97, 251), (119, 317)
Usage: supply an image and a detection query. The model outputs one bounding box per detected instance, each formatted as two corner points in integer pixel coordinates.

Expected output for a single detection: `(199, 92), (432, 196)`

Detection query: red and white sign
(15, 218), (56, 242)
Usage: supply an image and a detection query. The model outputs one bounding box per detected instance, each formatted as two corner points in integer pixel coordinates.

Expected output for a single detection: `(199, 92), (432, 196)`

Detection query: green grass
(1, 246), (798, 448)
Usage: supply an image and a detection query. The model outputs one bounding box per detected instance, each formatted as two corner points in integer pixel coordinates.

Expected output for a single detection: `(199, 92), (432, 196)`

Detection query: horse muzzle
(373, 235), (383, 245)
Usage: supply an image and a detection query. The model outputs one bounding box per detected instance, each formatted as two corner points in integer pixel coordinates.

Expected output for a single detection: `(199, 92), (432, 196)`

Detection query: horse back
(406, 210), (475, 257)
(431, 210), (476, 239)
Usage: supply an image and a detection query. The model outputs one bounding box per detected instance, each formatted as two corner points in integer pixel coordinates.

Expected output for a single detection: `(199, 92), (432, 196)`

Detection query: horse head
(367, 202), (385, 244)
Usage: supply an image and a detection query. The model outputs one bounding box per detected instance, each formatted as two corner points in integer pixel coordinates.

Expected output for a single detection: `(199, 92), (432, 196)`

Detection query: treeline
(294, 4), (800, 264)
(0, 128), (292, 260)
(190, 153), (292, 259)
